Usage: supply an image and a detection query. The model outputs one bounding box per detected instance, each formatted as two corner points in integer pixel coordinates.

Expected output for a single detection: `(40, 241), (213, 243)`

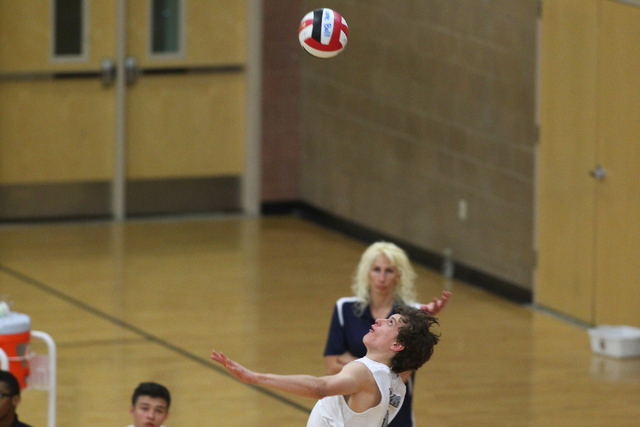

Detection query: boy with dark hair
(0, 370), (34, 427)
(127, 382), (171, 427)
(391, 306), (440, 374)
(211, 306), (439, 427)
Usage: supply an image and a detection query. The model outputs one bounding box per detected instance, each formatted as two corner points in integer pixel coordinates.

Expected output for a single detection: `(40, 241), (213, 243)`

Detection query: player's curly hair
(390, 306), (440, 373)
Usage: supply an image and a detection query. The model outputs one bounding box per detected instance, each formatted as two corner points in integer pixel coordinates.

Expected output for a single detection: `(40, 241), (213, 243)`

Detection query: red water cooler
(0, 309), (31, 390)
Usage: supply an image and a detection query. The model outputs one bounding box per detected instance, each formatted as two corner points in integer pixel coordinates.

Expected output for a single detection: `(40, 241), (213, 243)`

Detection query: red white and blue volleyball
(298, 8), (349, 58)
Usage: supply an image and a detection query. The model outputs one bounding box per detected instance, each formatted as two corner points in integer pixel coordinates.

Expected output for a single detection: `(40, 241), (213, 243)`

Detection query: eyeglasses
(0, 392), (16, 399)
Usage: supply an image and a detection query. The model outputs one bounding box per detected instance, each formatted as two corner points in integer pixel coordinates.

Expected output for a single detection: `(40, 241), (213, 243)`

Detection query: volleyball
(298, 8), (349, 58)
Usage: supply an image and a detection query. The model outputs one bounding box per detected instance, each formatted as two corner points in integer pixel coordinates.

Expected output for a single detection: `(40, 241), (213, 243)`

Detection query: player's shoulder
(343, 358), (375, 378)
(342, 359), (379, 391)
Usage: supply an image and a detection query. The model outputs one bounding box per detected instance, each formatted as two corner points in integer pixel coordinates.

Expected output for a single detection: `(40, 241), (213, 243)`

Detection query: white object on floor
(588, 325), (640, 358)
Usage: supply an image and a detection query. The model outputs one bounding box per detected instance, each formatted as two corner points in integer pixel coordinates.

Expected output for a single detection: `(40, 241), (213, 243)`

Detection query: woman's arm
(419, 290), (451, 315)
(325, 351), (358, 375)
(399, 370), (413, 383)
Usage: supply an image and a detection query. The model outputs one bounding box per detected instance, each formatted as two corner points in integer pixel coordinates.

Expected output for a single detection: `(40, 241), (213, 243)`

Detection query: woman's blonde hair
(351, 242), (418, 311)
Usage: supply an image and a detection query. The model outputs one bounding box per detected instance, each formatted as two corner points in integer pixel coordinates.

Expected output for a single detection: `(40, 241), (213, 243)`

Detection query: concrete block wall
(296, 0), (538, 290)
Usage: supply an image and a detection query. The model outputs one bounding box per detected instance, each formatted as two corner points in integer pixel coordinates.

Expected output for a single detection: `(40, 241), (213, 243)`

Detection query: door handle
(590, 165), (606, 181)
(125, 56), (140, 85)
(101, 58), (116, 87)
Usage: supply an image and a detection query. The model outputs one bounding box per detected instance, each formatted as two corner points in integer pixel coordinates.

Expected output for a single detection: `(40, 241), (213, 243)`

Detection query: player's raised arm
(211, 350), (367, 400)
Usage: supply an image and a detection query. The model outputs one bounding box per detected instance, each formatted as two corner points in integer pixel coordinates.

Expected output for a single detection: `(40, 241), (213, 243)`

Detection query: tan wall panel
(0, 79), (115, 183)
(127, 0), (247, 68)
(0, 1), (51, 72)
(535, 0), (598, 322)
(595, 0), (640, 327)
(126, 73), (246, 179)
(186, 0), (247, 64)
(89, 0), (118, 65)
(0, 0), (116, 73)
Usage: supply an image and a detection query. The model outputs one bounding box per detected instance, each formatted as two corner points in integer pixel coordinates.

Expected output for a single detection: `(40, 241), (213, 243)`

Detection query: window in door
(52, 0), (88, 60)
(151, 0), (185, 57)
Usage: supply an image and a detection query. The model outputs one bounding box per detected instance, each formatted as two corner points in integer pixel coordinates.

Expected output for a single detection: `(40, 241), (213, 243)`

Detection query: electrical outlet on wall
(458, 199), (467, 221)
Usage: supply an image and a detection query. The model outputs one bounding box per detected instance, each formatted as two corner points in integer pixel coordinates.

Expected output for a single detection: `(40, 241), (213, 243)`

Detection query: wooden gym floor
(1, 215), (639, 427)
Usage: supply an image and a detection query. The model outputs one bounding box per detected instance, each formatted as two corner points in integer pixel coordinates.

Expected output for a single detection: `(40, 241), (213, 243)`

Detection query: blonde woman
(323, 242), (450, 427)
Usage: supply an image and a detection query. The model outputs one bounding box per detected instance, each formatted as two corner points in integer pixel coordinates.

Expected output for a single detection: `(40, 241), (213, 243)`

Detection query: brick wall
(260, 0), (302, 201)
(297, 1), (538, 289)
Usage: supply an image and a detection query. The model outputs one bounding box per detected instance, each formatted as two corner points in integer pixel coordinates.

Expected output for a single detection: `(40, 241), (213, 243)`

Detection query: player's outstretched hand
(211, 350), (258, 384)
(420, 290), (451, 315)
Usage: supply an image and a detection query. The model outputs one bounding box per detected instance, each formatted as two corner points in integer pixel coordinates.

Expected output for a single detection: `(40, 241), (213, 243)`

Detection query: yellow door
(536, 0), (599, 323)
(594, 0), (640, 326)
(0, 0), (117, 218)
(124, 0), (247, 215)
(0, 0), (247, 219)
(537, 0), (640, 327)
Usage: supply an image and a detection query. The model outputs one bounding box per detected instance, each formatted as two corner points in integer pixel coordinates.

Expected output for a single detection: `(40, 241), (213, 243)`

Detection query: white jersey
(306, 357), (405, 427)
